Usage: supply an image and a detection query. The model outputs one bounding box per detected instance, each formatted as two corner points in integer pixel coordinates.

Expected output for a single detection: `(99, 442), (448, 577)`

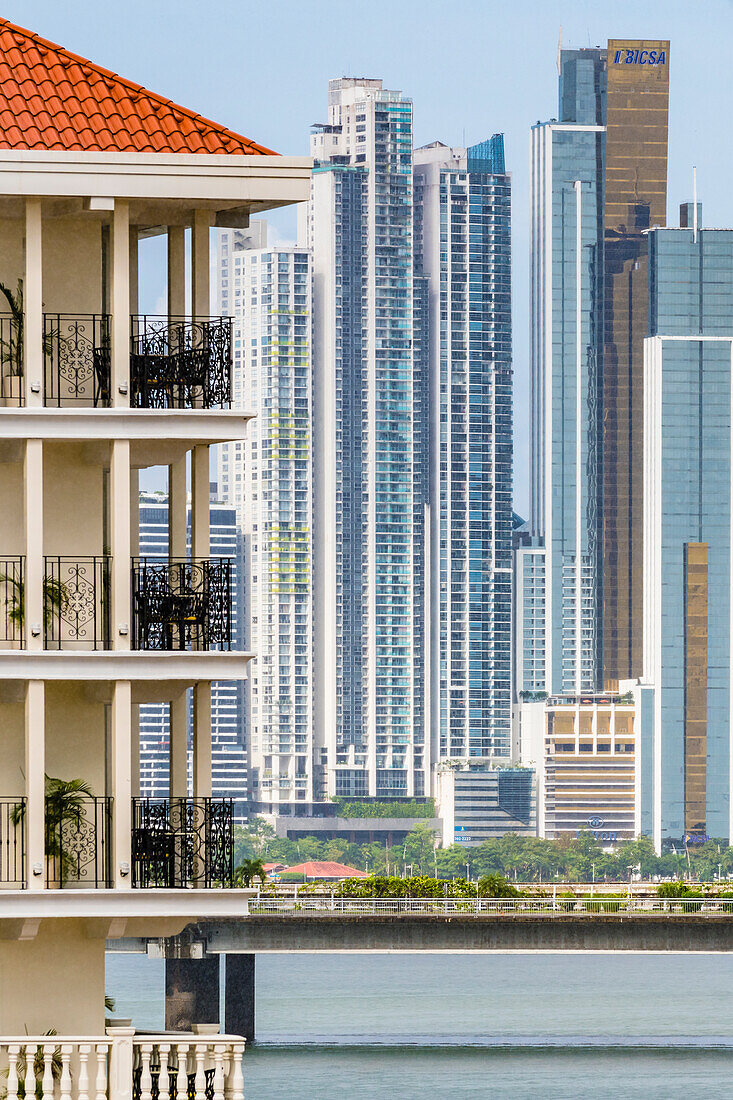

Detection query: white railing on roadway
(244, 896), (733, 917)
(0, 1031), (245, 1100)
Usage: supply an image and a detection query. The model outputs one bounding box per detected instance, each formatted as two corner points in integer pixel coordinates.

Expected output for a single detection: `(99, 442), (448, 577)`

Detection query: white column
(110, 440), (131, 650)
(129, 468), (139, 557)
(25, 680), (45, 890)
(191, 445), (210, 559)
(192, 211), (210, 320)
(24, 440), (43, 650)
(192, 684), (212, 799)
(24, 198), (43, 407)
(168, 455), (188, 560)
(131, 704), (140, 799)
(111, 200), (130, 408)
(167, 227), (186, 318)
(169, 693), (188, 797)
(111, 680), (132, 889)
(128, 227), (139, 316)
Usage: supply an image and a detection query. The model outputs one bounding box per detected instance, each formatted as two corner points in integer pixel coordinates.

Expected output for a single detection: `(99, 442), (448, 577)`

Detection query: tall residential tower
(307, 78), (428, 799)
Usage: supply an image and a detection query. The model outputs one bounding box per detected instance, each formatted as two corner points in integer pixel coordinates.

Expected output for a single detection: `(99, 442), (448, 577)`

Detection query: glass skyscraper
(528, 41), (670, 695)
(307, 78), (428, 799)
(641, 209), (733, 847)
(413, 136), (513, 762)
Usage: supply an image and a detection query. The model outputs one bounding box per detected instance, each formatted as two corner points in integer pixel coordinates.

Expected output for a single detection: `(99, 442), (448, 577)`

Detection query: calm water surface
(106, 952), (733, 1098)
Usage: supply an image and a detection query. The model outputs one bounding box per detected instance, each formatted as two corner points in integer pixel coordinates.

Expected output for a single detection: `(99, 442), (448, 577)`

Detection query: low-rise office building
(435, 766), (536, 847)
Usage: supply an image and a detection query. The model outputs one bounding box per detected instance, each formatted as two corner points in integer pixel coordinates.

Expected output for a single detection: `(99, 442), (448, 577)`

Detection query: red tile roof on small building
(283, 861), (368, 879)
(0, 19), (276, 155)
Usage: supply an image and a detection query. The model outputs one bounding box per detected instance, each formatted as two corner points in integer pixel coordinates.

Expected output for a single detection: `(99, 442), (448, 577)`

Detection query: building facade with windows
(528, 41), (670, 696)
(307, 78), (429, 800)
(0, 14), (309, 1064)
(137, 491), (247, 818)
(641, 211), (733, 847)
(216, 241), (317, 817)
(413, 136), (513, 767)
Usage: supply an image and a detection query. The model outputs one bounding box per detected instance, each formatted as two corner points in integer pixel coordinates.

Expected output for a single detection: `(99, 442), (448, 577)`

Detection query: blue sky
(6, 0), (732, 511)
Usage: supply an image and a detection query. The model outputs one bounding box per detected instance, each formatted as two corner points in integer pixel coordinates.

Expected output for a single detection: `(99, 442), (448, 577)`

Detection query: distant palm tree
(234, 858), (267, 887)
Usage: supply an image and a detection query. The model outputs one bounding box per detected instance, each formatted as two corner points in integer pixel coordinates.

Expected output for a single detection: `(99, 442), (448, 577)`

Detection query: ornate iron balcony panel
(44, 556), (111, 650)
(131, 797), (234, 888)
(43, 314), (111, 407)
(130, 315), (232, 409)
(0, 798), (25, 888)
(131, 557), (233, 650)
(44, 796), (112, 889)
(0, 556), (24, 646)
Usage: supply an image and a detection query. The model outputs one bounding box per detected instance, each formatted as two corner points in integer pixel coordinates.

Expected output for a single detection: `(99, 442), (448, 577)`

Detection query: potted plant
(0, 279), (24, 404)
(0, 571), (69, 646)
(12, 776), (96, 888)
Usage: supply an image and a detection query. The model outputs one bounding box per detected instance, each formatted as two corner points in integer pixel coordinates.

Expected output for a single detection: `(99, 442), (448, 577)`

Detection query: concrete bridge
(109, 897), (733, 1043)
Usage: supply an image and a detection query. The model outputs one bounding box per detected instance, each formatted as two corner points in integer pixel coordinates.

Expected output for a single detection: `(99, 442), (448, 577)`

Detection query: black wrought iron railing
(131, 558), (233, 650)
(130, 315), (232, 409)
(0, 313), (23, 406)
(0, 798), (25, 887)
(43, 314), (111, 407)
(44, 556), (111, 650)
(45, 795), (112, 888)
(131, 797), (234, 888)
(0, 556), (24, 646)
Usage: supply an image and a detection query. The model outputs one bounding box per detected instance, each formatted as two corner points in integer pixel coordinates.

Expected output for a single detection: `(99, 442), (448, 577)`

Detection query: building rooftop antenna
(557, 26), (563, 75)
(693, 165), (698, 242)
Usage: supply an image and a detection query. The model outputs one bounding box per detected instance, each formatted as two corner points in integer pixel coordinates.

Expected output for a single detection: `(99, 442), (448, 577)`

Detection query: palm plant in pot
(0, 280), (57, 404)
(11, 776), (96, 887)
(0, 571), (69, 646)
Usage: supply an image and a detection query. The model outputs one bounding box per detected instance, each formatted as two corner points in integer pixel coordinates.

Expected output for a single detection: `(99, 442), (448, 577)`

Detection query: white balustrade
(0, 1033), (246, 1100)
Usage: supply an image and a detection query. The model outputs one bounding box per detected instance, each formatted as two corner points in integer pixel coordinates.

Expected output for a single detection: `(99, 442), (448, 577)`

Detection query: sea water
(106, 951), (733, 1098)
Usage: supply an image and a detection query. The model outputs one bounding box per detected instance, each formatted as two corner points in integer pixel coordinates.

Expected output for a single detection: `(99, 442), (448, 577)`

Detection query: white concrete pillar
(23, 440), (43, 651)
(129, 467), (139, 557)
(192, 211), (210, 320)
(25, 680), (45, 890)
(167, 226), (186, 318)
(111, 681), (132, 889)
(169, 692), (188, 797)
(192, 683), (212, 799)
(131, 703), (140, 798)
(23, 198), (43, 407)
(110, 440), (131, 651)
(191, 446), (210, 560)
(168, 455), (188, 560)
(128, 227), (139, 316)
(111, 200), (130, 408)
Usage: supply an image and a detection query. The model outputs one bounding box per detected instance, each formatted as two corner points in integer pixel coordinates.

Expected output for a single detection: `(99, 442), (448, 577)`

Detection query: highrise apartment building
(217, 240), (316, 816)
(528, 41), (670, 696)
(137, 491), (247, 818)
(307, 79), (429, 799)
(414, 136), (513, 763)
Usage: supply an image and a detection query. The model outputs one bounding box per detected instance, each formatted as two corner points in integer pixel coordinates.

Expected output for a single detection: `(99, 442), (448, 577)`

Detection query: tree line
(234, 818), (733, 882)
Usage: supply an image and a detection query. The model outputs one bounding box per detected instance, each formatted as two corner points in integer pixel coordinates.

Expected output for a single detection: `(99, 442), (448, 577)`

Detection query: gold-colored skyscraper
(602, 40), (670, 687)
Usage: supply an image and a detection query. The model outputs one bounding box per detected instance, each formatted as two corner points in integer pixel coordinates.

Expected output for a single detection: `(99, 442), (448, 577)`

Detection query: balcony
(0, 794), (112, 889)
(0, 313), (232, 410)
(130, 316), (232, 409)
(131, 559), (233, 651)
(0, 556), (234, 652)
(131, 797), (234, 888)
(0, 1033), (245, 1100)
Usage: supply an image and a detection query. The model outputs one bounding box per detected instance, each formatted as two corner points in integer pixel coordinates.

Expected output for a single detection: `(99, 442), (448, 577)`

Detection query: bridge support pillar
(224, 954), (255, 1043)
(165, 957), (220, 1031)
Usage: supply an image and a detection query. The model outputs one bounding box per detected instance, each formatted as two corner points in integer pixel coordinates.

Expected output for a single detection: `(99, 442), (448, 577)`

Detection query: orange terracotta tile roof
(0, 18), (276, 155)
(283, 861), (368, 879)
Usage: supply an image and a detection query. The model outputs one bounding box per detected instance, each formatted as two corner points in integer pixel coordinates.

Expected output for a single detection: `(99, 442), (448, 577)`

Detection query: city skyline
(13, 0), (732, 516)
